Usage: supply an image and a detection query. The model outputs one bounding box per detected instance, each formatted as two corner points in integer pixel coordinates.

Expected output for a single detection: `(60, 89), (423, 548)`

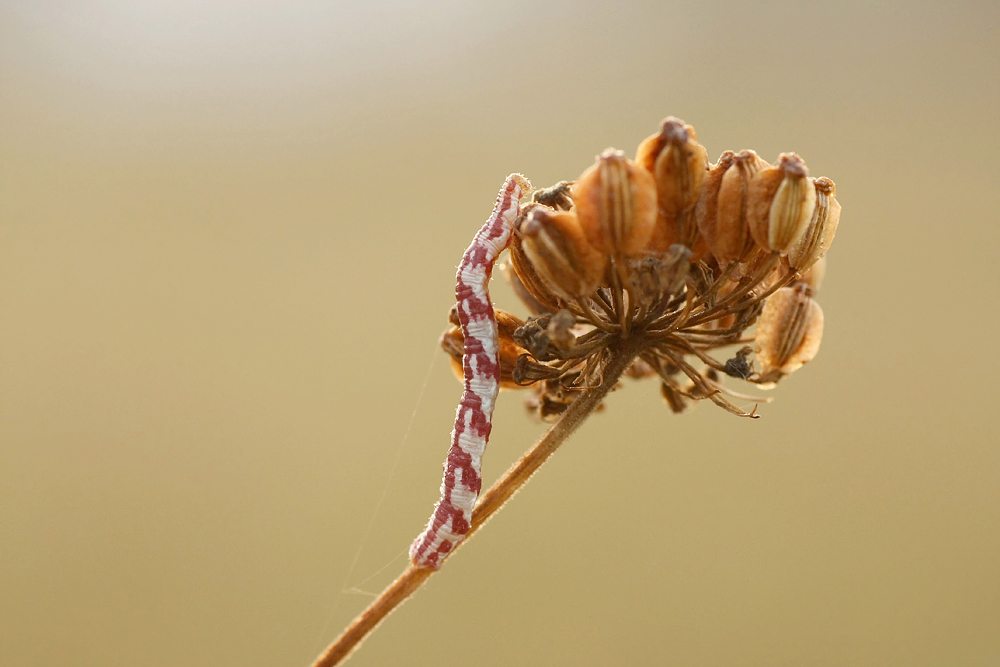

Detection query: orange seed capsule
(520, 207), (607, 301)
(572, 148), (657, 257)
(754, 284), (824, 381)
(747, 153), (817, 253)
(635, 117), (709, 248)
(713, 150), (770, 264)
(786, 177), (841, 271)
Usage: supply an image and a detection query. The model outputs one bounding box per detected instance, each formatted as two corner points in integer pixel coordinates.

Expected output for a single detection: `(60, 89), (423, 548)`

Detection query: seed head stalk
(310, 335), (645, 667)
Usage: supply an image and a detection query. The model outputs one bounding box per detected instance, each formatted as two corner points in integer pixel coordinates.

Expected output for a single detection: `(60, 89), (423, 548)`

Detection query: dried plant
(312, 117), (840, 666)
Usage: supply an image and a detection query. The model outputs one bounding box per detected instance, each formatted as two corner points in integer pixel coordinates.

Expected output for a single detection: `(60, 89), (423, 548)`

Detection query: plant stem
(310, 336), (644, 667)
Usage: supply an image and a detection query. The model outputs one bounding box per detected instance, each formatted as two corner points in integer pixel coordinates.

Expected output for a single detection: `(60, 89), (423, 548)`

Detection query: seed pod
(635, 117), (709, 248)
(786, 177), (841, 271)
(509, 214), (565, 314)
(701, 150), (770, 264)
(799, 255), (826, 292)
(573, 148), (657, 257)
(747, 153), (817, 253)
(754, 284), (824, 382)
(694, 151), (734, 258)
(440, 308), (529, 389)
(519, 206), (607, 301)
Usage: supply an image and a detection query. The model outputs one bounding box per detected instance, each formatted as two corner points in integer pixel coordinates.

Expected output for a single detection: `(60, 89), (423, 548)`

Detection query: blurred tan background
(1, 1), (998, 665)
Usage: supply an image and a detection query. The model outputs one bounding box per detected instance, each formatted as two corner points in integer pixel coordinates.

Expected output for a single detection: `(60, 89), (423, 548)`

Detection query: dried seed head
(519, 207), (606, 301)
(747, 153), (817, 253)
(440, 308), (529, 389)
(635, 117), (709, 248)
(799, 255), (826, 292)
(703, 150), (770, 264)
(754, 283), (824, 382)
(786, 177), (841, 271)
(573, 148), (657, 257)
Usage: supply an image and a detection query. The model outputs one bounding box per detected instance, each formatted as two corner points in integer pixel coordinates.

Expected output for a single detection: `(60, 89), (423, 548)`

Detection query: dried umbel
(438, 118), (841, 421)
(316, 118), (844, 667)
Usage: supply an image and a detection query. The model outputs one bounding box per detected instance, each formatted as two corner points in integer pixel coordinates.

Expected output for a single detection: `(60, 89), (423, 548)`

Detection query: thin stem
(310, 336), (645, 667)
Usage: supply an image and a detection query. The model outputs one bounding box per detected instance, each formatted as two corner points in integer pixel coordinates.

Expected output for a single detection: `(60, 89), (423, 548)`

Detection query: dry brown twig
(311, 117), (841, 666)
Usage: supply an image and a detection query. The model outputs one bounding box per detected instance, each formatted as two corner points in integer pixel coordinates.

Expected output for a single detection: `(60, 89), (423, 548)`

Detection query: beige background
(2, 1), (998, 665)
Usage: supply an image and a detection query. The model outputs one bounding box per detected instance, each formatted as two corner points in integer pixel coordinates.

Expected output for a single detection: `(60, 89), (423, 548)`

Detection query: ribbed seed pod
(747, 153), (817, 253)
(694, 151), (735, 260)
(786, 177), (841, 271)
(440, 309), (529, 389)
(573, 148), (658, 257)
(710, 150), (770, 264)
(754, 284), (824, 381)
(509, 214), (565, 314)
(519, 207), (607, 301)
(635, 117), (709, 249)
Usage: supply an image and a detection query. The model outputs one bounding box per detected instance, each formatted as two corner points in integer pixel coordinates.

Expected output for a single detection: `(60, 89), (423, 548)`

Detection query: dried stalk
(310, 336), (644, 667)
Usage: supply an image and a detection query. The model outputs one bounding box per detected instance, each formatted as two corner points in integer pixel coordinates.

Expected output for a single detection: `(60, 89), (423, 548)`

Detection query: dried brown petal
(713, 150), (770, 263)
(754, 284), (824, 381)
(519, 207), (606, 301)
(786, 177), (841, 271)
(747, 153), (817, 253)
(635, 117), (709, 248)
(573, 148), (657, 257)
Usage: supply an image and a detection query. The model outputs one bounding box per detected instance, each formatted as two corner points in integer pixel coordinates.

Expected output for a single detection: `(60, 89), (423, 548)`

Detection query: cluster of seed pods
(413, 118), (841, 568)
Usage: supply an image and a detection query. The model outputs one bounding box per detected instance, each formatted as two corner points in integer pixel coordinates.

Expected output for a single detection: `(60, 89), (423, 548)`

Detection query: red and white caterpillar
(409, 173), (532, 569)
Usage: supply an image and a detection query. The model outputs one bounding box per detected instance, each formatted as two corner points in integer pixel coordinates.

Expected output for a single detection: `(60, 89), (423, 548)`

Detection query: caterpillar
(409, 173), (532, 569)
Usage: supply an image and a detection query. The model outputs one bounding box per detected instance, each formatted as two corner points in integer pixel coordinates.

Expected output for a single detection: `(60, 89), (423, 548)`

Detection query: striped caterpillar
(409, 173), (532, 569)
